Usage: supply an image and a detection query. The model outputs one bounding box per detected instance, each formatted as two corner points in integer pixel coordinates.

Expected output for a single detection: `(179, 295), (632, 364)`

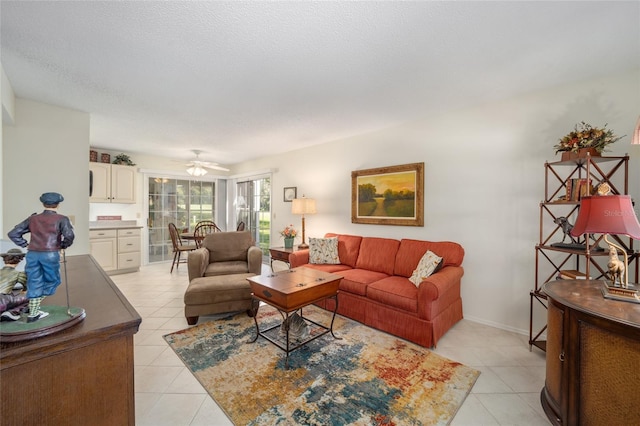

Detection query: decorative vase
(284, 237), (294, 249)
(561, 148), (601, 161)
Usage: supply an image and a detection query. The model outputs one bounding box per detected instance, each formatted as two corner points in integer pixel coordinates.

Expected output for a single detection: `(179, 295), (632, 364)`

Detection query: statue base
(601, 282), (640, 304)
(0, 305), (85, 342)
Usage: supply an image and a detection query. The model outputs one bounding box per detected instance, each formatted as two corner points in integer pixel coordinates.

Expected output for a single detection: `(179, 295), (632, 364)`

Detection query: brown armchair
(184, 231), (262, 324)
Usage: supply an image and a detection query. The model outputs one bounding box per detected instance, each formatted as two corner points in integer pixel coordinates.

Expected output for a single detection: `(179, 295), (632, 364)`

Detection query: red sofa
(288, 233), (465, 348)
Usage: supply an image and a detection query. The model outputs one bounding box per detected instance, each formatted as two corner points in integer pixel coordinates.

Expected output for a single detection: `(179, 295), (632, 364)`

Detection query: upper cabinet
(90, 163), (136, 203)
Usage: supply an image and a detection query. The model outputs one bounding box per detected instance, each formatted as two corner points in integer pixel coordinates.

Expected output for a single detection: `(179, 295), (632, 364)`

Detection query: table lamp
(291, 195), (316, 249)
(570, 195), (640, 303)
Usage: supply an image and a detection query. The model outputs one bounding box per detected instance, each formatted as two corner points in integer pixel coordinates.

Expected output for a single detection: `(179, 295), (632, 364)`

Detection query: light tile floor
(111, 262), (551, 426)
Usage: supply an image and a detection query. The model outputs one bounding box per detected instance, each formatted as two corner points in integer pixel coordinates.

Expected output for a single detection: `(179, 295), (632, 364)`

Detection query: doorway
(235, 176), (271, 259)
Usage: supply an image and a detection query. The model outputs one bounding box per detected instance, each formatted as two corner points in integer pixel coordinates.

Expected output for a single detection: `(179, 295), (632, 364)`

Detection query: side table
(269, 246), (300, 270)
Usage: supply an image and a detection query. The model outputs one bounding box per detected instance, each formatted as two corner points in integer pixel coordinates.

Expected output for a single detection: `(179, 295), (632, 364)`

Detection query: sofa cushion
(408, 250), (443, 286)
(204, 261), (249, 276)
(394, 239), (464, 277)
(367, 276), (418, 313)
(309, 237), (340, 264)
(297, 263), (352, 274)
(325, 233), (362, 268)
(339, 268), (389, 296)
(354, 237), (400, 275)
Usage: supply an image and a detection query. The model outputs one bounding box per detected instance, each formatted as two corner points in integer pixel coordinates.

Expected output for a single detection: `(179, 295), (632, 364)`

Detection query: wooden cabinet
(90, 227), (141, 274)
(90, 163), (136, 203)
(529, 154), (639, 351)
(0, 255), (141, 425)
(541, 279), (640, 425)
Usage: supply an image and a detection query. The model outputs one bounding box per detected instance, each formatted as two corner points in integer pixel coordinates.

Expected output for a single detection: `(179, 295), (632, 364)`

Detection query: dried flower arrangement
(554, 122), (623, 155)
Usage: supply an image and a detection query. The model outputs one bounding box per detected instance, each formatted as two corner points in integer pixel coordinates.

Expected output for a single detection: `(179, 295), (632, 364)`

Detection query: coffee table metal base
(248, 295), (341, 368)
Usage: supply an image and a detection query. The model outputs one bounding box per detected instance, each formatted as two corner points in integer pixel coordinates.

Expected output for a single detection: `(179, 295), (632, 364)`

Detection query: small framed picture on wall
(283, 187), (297, 202)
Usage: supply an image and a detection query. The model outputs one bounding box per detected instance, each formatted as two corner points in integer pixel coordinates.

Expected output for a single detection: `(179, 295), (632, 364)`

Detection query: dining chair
(168, 223), (196, 272)
(193, 220), (222, 248)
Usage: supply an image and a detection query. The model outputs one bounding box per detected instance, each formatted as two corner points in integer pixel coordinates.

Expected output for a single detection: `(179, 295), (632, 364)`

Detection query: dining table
(180, 232), (200, 242)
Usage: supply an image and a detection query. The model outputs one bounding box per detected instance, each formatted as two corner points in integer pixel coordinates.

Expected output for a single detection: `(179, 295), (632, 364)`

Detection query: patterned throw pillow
(409, 250), (443, 286)
(309, 237), (340, 264)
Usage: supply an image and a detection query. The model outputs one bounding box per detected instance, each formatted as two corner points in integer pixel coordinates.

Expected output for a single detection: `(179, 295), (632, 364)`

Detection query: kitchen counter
(89, 220), (142, 230)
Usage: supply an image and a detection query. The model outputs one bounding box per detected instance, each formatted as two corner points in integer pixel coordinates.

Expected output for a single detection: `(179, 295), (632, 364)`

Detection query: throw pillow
(409, 250), (443, 286)
(309, 237), (340, 264)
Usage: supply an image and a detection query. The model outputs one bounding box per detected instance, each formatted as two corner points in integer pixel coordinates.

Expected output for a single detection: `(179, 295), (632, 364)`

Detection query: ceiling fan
(185, 150), (230, 176)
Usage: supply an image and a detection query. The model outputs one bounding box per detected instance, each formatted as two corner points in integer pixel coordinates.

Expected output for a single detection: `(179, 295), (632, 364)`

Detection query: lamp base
(601, 282), (640, 304)
(297, 243), (309, 249)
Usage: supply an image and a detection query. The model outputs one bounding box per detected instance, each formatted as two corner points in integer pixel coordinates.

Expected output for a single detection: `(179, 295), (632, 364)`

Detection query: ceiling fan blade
(184, 150), (230, 172)
(206, 164), (230, 172)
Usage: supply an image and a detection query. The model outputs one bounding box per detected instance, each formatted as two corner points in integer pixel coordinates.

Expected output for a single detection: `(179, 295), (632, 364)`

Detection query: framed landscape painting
(351, 162), (424, 226)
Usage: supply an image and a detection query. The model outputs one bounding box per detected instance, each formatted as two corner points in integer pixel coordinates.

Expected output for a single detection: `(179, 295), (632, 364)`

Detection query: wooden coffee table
(247, 267), (342, 367)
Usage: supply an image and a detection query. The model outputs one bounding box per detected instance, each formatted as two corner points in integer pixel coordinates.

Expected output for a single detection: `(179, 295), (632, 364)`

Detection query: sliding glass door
(236, 176), (271, 258)
(148, 177), (215, 263)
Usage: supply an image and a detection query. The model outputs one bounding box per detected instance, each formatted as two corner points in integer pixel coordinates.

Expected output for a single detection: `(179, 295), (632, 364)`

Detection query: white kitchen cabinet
(90, 227), (141, 274)
(89, 229), (117, 271)
(90, 163), (136, 203)
(116, 228), (141, 272)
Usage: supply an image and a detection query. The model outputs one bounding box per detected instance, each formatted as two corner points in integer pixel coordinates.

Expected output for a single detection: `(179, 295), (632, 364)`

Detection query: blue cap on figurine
(40, 192), (64, 205)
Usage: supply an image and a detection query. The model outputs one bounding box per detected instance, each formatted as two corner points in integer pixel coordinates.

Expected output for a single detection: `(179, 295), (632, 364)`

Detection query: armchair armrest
(247, 246), (263, 275)
(187, 247), (209, 282)
(289, 249), (309, 268)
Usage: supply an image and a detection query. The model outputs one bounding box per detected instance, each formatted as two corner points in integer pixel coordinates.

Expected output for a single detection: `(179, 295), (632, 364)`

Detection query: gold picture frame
(351, 162), (424, 226)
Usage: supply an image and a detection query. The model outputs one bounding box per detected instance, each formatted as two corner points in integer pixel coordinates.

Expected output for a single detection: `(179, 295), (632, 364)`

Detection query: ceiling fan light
(187, 166), (207, 176)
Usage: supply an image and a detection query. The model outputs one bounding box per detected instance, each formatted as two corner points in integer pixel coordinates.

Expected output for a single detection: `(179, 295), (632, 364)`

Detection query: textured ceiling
(1, 1), (638, 166)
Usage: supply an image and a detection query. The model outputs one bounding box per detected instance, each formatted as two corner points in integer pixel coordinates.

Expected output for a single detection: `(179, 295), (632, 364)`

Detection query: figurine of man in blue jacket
(8, 192), (75, 322)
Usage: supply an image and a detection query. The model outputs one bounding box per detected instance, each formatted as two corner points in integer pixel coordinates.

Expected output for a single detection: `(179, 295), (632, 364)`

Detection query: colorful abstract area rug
(164, 305), (479, 425)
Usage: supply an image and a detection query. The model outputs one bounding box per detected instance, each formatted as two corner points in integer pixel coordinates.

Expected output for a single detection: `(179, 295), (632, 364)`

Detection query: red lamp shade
(570, 195), (640, 239)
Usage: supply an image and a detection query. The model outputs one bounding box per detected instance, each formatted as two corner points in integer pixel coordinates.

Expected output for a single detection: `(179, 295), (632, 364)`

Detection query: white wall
(231, 69), (640, 335)
(2, 98), (90, 255)
(1, 63), (17, 233)
(1, 65), (16, 125)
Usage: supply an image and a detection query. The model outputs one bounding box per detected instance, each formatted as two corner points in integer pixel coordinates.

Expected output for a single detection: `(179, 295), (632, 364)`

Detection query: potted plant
(554, 122), (624, 160)
(280, 225), (298, 249)
(112, 153), (136, 166)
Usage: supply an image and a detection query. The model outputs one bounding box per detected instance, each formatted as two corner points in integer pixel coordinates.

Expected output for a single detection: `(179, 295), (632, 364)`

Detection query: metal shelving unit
(529, 154), (639, 352)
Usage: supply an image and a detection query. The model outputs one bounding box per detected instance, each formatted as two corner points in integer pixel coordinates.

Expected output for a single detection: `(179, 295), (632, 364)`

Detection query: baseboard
(463, 314), (542, 339)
